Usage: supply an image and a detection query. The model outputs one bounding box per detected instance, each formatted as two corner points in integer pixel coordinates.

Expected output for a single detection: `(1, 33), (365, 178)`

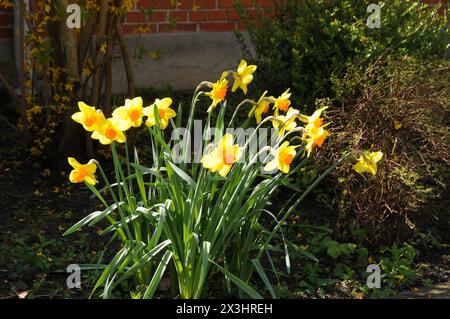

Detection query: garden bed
(1, 92), (448, 299)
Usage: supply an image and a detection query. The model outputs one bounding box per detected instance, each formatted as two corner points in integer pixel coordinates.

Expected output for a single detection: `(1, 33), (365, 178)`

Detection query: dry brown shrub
(318, 55), (450, 244)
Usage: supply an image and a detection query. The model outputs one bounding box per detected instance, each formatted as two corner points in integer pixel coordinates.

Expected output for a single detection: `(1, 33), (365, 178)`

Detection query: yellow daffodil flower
(303, 124), (330, 157)
(205, 72), (229, 113)
(353, 151), (383, 176)
(299, 106), (328, 128)
(68, 157), (98, 185)
(394, 121), (402, 130)
(201, 133), (242, 177)
(273, 89), (292, 115)
(249, 91), (272, 124)
(272, 107), (300, 139)
(112, 97), (145, 131)
(92, 118), (126, 145)
(143, 98), (177, 129)
(264, 142), (298, 174)
(72, 102), (106, 132)
(232, 59), (257, 95)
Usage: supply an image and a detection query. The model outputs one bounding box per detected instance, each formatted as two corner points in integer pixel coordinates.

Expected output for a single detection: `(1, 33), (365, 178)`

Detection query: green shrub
(237, 0), (449, 105)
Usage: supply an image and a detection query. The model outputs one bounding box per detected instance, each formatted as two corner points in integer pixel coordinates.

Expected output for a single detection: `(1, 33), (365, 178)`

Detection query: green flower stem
(228, 99), (256, 127)
(84, 181), (127, 242)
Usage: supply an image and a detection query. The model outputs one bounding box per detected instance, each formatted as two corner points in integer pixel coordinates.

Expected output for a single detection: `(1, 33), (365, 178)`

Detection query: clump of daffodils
(68, 96), (177, 184)
(68, 59), (383, 183)
(72, 96), (177, 146)
(65, 59), (384, 299)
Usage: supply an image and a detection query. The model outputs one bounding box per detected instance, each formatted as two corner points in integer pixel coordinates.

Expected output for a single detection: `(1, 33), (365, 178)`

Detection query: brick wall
(125, 0), (273, 33)
(0, 6), (13, 40)
(0, 0), (447, 38)
(125, 0), (447, 33)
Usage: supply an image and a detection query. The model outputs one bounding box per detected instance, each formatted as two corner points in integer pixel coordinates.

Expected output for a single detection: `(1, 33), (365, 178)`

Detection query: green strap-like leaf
(63, 202), (124, 236)
(167, 161), (196, 187)
(143, 250), (174, 299)
(251, 259), (278, 299)
(210, 260), (263, 299)
(112, 240), (172, 289)
(193, 241), (211, 298)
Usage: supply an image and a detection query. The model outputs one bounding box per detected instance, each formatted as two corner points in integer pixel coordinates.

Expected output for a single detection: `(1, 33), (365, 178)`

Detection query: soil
(0, 106), (104, 299)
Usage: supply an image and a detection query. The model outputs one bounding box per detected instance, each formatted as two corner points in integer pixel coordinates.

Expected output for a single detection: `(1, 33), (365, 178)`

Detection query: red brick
(122, 24), (157, 34)
(218, 0), (233, 8)
(246, 9), (262, 19)
(219, 0), (254, 8)
(0, 28), (13, 39)
(128, 11), (167, 23)
(153, 11), (169, 22)
(159, 23), (197, 32)
(137, 0), (216, 10)
(169, 11), (187, 21)
(238, 21), (248, 31)
(200, 22), (237, 31)
(178, 0), (216, 9)
(207, 10), (227, 21)
(227, 9), (240, 20)
(139, 0), (172, 9)
(256, 0), (275, 7)
(0, 7), (13, 13)
(0, 13), (11, 26)
(190, 11), (207, 21)
(127, 12), (146, 23)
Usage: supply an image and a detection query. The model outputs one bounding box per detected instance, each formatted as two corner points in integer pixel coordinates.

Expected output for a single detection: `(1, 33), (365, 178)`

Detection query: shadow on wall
(112, 31), (253, 93)
(0, 39), (15, 90)
(0, 31), (252, 92)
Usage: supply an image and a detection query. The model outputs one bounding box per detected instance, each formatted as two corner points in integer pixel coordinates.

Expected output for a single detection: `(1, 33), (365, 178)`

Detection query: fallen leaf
(17, 291), (29, 299)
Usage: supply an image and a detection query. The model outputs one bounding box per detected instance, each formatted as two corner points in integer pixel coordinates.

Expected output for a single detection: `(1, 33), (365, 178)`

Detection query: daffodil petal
(264, 159), (278, 172)
(68, 157), (80, 169)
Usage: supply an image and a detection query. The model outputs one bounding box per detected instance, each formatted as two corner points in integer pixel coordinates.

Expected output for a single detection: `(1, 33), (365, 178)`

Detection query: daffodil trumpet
(68, 157), (98, 185)
(298, 106), (328, 128)
(272, 89), (292, 115)
(201, 133), (242, 177)
(248, 95), (274, 117)
(263, 142), (301, 174)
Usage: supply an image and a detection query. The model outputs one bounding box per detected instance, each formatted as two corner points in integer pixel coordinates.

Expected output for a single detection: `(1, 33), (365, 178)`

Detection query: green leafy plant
(379, 244), (417, 286)
(237, 0), (449, 105)
(286, 220), (419, 298)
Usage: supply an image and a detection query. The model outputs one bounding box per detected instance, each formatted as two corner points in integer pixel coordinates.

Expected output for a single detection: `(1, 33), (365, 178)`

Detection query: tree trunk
(115, 18), (136, 98)
(58, 0), (83, 159)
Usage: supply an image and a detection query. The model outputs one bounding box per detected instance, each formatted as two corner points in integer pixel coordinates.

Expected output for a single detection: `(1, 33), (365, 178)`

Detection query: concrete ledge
(0, 39), (13, 61)
(0, 32), (252, 93)
(112, 31), (252, 93)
